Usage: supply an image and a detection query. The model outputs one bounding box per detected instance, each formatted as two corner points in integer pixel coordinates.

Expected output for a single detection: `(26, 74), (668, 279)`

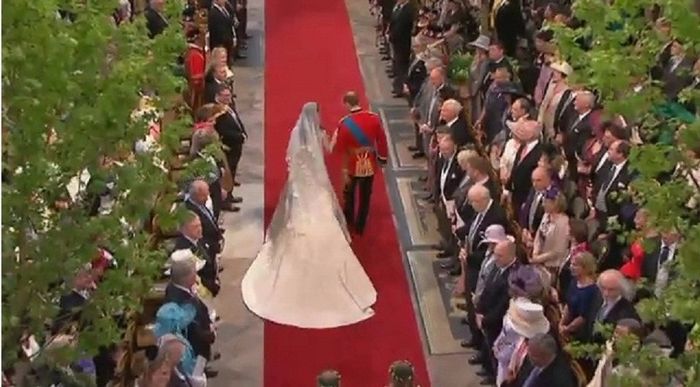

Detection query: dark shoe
(230, 196), (243, 203)
(408, 145), (419, 152)
(456, 302), (467, 311)
(461, 339), (478, 348)
(388, 73), (395, 78)
(430, 244), (443, 250)
(460, 317), (469, 325)
(222, 204), (241, 212)
(476, 369), (491, 377)
(392, 92), (404, 98)
(235, 52), (247, 60)
(449, 267), (462, 276)
(421, 194), (433, 201)
(234, 181), (241, 187)
(381, 55), (391, 61)
(212, 352), (222, 361)
(205, 368), (219, 378)
(480, 376), (496, 385)
(439, 261), (455, 270)
(412, 151), (426, 159)
(468, 355), (484, 365)
(436, 250), (451, 259)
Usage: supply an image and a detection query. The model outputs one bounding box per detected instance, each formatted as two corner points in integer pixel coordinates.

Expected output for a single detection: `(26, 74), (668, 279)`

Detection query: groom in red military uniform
(335, 91), (389, 235)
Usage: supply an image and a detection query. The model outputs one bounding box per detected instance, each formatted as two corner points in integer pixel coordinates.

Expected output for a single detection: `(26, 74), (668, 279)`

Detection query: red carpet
(264, 0), (430, 386)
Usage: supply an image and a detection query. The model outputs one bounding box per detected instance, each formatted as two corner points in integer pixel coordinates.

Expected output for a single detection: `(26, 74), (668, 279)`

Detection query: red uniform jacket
(335, 109), (388, 177)
(185, 43), (206, 90)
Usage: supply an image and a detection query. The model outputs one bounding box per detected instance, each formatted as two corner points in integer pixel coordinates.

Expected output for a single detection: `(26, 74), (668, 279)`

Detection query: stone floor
(209, 0), (483, 386)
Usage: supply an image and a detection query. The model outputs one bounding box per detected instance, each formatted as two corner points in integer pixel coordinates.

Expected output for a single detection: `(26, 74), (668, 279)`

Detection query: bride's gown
(241, 103), (377, 329)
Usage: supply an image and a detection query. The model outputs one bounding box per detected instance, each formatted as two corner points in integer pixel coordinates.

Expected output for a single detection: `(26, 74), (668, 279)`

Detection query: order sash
(342, 116), (375, 177)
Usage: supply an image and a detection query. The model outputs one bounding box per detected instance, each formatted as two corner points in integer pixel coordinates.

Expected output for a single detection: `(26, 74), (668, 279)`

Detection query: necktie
(523, 367), (542, 387)
(528, 192), (542, 229)
(468, 212), (484, 247)
(597, 302), (610, 321)
(659, 245), (670, 266)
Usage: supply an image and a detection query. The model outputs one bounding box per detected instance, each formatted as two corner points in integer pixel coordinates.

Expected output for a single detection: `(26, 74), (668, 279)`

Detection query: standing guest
(476, 66), (515, 145)
(531, 189), (570, 277)
(186, 180), (223, 261)
(386, 360), (421, 387)
(587, 270), (640, 343)
(145, 0), (168, 39)
(173, 212), (219, 297)
(536, 142), (566, 188)
(184, 27), (206, 112)
(512, 333), (578, 387)
(204, 64), (232, 103)
(532, 30), (555, 106)
(539, 61), (573, 141)
(559, 252), (599, 343)
(505, 119), (543, 213)
(473, 240), (518, 378)
(317, 370), (341, 387)
(467, 35), (492, 125)
(213, 84), (246, 204)
(559, 90), (595, 179)
(438, 99), (472, 147)
(434, 132), (465, 261)
(205, 47), (235, 93)
(556, 219), (590, 303)
(208, 0), (236, 64)
(388, 0), (416, 98)
(335, 91), (389, 235)
(403, 36), (429, 106)
(163, 258), (217, 377)
(409, 58), (446, 159)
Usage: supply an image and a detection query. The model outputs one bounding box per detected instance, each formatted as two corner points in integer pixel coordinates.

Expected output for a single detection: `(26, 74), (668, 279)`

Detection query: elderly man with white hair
(586, 269), (640, 343)
(439, 98), (473, 147)
(164, 257), (218, 377)
(559, 89), (595, 178)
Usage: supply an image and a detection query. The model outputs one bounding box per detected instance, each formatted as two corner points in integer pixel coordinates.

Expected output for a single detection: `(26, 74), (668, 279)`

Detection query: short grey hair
(442, 99), (463, 113)
(188, 179), (208, 197)
(170, 258), (195, 286)
(468, 183), (490, 200)
(179, 210), (200, 231)
(528, 333), (558, 356)
(425, 57), (444, 72)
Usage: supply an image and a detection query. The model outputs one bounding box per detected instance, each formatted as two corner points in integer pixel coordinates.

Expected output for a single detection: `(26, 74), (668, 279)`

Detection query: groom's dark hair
(343, 91), (360, 107)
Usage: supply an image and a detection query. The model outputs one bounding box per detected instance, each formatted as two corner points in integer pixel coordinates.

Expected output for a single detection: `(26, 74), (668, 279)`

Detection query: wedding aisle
(263, 0), (430, 385)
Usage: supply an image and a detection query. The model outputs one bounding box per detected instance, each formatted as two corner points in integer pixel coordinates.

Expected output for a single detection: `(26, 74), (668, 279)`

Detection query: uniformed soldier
(335, 91), (389, 235)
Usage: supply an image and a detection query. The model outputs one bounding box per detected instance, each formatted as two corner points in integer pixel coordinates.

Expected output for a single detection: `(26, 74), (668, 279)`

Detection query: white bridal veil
(265, 102), (350, 244)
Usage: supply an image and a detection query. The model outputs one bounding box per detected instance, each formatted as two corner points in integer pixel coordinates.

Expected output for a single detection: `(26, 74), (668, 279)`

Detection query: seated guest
(531, 189), (570, 277)
(189, 128), (238, 215)
(559, 252), (598, 343)
(511, 333), (578, 387)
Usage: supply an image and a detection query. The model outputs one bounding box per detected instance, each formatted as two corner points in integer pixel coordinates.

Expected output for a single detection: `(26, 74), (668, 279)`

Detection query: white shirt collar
(447, 116), (459, 127)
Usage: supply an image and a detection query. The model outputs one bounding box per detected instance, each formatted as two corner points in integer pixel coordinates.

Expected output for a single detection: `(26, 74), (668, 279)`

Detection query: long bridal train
(241, 102), (377, 329)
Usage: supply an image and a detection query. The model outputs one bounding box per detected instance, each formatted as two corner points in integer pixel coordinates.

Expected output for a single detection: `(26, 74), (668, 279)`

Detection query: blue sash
(342, 116), (373, 149)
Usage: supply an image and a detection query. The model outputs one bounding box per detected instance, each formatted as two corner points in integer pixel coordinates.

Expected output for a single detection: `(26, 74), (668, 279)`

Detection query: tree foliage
(553, 0), (700, 384)
(2, 0), (189, 371)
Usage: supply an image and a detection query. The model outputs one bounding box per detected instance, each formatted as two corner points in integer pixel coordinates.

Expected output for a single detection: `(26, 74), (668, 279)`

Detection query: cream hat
(165, 249), (205, 275)
(550, 61), (573, 76)
(506, 298), (550, 338)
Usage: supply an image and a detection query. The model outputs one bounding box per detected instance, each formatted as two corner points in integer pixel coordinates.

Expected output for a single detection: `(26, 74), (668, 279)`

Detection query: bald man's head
(532, 167), (551, 191)
(468, 184), (491, 213)
(494, 239), (516, 267)
(188, 179), (210, 205)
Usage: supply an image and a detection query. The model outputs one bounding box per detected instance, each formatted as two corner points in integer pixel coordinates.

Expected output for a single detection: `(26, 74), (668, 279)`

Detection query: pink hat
(480, 224), (515, 245)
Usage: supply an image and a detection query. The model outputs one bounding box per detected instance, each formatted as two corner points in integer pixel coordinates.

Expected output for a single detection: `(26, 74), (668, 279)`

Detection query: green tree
(553, 0), (700, 385)
(1, 0), (189, 378)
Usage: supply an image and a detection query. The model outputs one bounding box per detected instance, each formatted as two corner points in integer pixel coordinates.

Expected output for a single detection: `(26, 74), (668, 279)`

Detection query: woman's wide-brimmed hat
(165, 249), (205, 275)
(506, 297), (551, 338)
(508, 265), (546, 299)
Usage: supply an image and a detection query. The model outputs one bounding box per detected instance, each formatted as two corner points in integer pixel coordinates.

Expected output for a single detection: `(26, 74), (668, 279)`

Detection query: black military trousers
(343, 175), (374, 234)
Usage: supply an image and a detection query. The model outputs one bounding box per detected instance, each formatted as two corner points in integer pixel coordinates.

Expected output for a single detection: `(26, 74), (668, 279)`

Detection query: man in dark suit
(592, 140), (633, 227)
(519, 167), (552, 237)
(52, 269), (94, 334)
(185, 180), (223, 261)
(145, 0), (168, 39)
(416, 68), (457, 161)
(661, 39), (694, 100)
(506, 121), (543, 212)
(404, 39), (428, 105)
(472, 239), (518, 377)
(434, 131), (465, 261)
(439, 99), (473, 148)
(204, 64), (230, 104)
(560, 90), (595, 178)
(388, 0), (415, 97)
(491, 1), (525, 57)
(213, 84), (247, 203)
(586, 269), (640, 344)
(173, 211), (219, 296)
(587, 121), (631, 189)
(209, 0), (236, 62)
(513, 333), (578, 387)
(163, 258), (216, 369)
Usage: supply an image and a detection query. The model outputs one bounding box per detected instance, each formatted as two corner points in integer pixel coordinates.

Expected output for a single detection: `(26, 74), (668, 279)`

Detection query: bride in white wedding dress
(241, 102), (377, 329)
